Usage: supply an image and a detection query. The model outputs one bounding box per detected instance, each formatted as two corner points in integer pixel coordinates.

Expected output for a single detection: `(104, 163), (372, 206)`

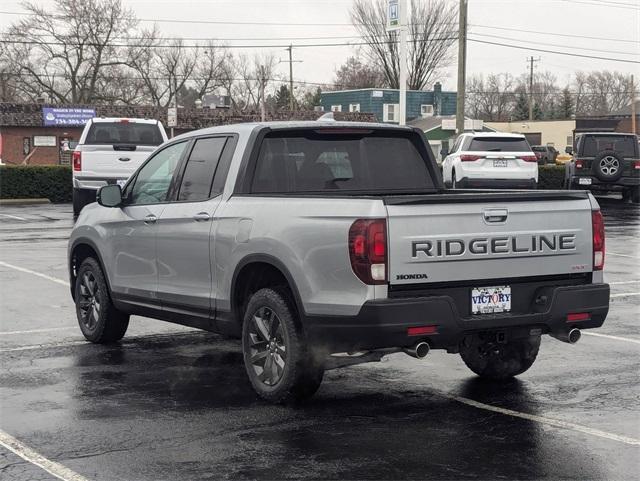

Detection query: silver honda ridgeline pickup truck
(68, 121), (610, 403)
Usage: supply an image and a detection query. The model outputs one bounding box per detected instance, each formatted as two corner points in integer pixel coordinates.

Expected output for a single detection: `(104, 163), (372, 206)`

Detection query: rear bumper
(73, 176), (127, 190)
(306, 283), (609, 352)
(458, 177), (537, 189)
(570, 175), (640, 190)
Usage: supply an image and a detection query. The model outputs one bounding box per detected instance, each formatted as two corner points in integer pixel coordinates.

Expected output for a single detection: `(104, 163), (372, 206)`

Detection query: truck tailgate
(385, 192), (594, 285)
(80, 146), (155, 178)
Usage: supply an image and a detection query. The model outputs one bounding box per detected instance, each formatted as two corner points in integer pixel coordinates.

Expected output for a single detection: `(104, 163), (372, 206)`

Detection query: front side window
(177, 137), (227, 202)
(128, 141), (187, 205)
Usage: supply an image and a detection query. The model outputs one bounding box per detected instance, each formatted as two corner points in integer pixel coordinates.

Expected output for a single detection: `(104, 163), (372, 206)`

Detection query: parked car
(555, 152), (573, 165)
(531, 145), (558, 165)
(72, 117), (168, 217)
(442, 133), (538, 189)
(69, 121), (609, 403)
(564, 132), (640, 203)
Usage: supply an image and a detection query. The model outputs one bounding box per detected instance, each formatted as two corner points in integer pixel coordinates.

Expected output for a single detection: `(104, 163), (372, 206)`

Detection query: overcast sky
(1, 0), (638, 92)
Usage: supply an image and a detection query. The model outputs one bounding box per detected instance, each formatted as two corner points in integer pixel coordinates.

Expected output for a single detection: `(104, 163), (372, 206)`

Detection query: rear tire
(242, 287), (324, 403)
(74, 258), (129, 343)
(459, 333), (541, 380)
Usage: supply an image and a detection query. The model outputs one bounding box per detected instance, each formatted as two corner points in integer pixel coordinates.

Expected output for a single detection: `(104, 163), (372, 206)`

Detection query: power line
(559, 0), (640, 9)
(471, 24), (640, 45)
(468, 38), (640, 64)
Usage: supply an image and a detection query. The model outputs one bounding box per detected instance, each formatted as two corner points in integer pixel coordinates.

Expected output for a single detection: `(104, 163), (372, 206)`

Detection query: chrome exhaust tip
(403, 341), (430, 359)
(550, 328), (581, 344)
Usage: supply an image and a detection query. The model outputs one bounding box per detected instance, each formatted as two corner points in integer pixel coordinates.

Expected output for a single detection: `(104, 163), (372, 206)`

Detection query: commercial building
(320, 82), (456, 123)
(485, 119), (576, 151)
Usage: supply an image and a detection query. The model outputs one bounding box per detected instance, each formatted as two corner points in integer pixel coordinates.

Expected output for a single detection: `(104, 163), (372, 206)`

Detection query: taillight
(592, 210), (605, 271)
(460, 155), (481, 162)
(72, 151), (81, 171)
(575, 159), (584, 169)
(520, 155), (538, 162)
(349, 219), (387, 285)
(633, 160), (640, 170)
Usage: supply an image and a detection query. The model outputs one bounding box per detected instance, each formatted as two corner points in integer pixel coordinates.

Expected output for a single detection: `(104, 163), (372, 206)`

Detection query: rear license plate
(116, 179), (127, 188)
(493, 159), (508, 167)
(471, 286), (511, 314)
(578, 177), (592, 185)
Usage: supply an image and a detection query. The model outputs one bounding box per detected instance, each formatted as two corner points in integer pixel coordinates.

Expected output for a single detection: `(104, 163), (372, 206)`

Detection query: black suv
(565, 132), (640, 203)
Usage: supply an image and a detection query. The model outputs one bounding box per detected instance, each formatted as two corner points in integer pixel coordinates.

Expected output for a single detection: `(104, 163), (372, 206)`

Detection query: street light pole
(455, 0), (468, 134)
(398, 0), (408, 126)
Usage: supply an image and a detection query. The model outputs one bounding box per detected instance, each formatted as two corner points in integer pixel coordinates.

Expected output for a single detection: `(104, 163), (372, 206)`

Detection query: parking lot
(0, 198), (638, 481)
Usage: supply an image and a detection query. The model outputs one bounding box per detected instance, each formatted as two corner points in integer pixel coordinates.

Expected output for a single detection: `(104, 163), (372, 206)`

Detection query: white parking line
(0, 261), (70, 287)
(608, 252), (639, 258)
(451, 395), (640, 446)
(610, 292), (640, 299)
(0, 429), (90, 481)
(608, 280), (640, 285)
(0, 327), (76, 336)
(582, 331), (640, 345)
(0, 213), (27, 221)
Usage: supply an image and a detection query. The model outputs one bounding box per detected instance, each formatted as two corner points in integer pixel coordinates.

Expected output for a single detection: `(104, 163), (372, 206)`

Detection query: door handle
(144, 214), (157, 224)
(118, 157), (131, 162)
(193, 212), (211, 222)
(483, 209), (508, 223)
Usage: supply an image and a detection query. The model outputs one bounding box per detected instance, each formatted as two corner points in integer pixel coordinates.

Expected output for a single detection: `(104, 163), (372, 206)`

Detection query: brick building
(0, 103), (375, 165)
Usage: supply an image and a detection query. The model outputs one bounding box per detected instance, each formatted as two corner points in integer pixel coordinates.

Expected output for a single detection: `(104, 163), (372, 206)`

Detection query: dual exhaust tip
(551, 328), (581, 344)
(403, 341), (430, 359)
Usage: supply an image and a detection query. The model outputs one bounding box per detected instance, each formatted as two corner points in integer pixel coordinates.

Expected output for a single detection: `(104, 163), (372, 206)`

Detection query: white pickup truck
(72, 117), (168, 216)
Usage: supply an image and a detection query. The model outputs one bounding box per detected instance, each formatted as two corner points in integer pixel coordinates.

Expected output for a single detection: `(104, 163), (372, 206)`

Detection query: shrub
(0, 165), (72, 203)
(538, 164), (566, 190)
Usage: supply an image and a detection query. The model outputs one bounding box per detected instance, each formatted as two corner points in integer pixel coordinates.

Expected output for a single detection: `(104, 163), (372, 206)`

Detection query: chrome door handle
(144, 214), (157, 224)
(193, 212), (211, 222)
(483, 209), (508, 223)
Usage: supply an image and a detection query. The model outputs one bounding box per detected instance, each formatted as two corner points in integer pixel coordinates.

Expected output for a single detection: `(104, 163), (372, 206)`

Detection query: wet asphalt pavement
(0, 198), (639, 481)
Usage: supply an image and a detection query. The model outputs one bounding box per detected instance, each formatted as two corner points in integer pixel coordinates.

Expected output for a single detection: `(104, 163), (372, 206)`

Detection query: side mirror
(565, 146), (573, 154)
(97, 184), (122, 207)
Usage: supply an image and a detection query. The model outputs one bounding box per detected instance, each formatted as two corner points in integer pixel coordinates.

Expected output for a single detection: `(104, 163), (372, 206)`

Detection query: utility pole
(281, 45), (302, 112)
(398, 0), (408, 125)
(528, 56), (540, 121)
(631, 74), (637, 135)
(455, 0), (468, 134)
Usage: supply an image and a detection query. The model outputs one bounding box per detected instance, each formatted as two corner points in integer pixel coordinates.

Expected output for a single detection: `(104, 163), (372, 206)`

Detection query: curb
(0, 198), (51, 206)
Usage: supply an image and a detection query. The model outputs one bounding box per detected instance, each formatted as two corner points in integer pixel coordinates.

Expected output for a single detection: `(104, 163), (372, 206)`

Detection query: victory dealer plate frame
(471, 286), (512, 314)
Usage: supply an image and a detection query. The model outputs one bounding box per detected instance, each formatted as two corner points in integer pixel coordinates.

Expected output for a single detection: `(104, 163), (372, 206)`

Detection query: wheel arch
(69, 238), (113, 301)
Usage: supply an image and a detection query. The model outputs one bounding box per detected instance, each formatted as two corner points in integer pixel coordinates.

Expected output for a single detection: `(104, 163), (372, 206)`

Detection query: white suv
(72, 118), (168, 216)
(442, 133), (538, 189)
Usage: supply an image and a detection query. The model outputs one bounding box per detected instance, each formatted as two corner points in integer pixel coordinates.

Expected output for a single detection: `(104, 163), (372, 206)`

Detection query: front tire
(242, 287), (324, 403)
(459, 333), (541, 380)
(74, 258), (129, 343)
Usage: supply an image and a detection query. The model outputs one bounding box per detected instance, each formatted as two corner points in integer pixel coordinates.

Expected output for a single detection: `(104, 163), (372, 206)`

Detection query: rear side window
(581, 135), (637, 157)
(177, 137), (227, 201)
(468, 137), (531, 152)
(85, 122), (163, 146)
(251, 130), (435, 194)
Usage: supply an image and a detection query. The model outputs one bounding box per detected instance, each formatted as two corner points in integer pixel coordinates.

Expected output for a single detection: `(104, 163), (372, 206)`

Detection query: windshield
(85, 122), (163, 146)
(581, 135), (637, 157)
(251, 130), (435, 194)
(468, 137), (531, 152)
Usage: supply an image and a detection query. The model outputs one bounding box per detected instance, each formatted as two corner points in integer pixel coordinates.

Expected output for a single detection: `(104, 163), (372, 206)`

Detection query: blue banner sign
(42, 107), (96, 126)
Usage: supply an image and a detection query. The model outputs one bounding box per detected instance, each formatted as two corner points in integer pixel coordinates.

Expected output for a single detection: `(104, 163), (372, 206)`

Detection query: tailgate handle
(483, 209), (508, 223)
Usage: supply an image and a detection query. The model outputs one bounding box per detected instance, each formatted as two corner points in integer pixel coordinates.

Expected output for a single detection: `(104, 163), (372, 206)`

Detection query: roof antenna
(317, 112), (335, 122)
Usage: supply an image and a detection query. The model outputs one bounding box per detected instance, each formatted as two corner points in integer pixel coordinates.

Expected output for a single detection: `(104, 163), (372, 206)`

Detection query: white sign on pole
(167, 107), (177, 128)
(386, 0), (400, 31)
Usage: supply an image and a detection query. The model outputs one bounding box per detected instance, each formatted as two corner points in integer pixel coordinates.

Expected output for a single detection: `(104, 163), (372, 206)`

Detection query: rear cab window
(468, 137), (531, 152)
(580, 135), (637, 158)
(249, 129), (436, 195)
(84, 121), (164, 146)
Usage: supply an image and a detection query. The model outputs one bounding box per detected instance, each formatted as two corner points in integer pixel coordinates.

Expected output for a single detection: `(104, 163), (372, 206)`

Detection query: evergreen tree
(559, 87), (574, 119)
(274, 84), (292, 110)
(513, 91), (529, 120)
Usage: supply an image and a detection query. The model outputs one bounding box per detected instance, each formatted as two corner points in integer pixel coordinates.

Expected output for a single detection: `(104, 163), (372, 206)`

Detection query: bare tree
(1, 0), (136, 103)
(466, 73), (516, 121)
(350, 0), (457, 90)
(574, 71), (633, 116)
(333, 55), (385, 89)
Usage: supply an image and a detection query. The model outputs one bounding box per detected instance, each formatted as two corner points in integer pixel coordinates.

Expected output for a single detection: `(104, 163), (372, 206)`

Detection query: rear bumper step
(305, 283), (609, 352)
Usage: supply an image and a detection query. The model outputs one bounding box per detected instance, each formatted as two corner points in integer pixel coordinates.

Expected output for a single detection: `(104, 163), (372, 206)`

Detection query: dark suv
(565, 132), (640, 203)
